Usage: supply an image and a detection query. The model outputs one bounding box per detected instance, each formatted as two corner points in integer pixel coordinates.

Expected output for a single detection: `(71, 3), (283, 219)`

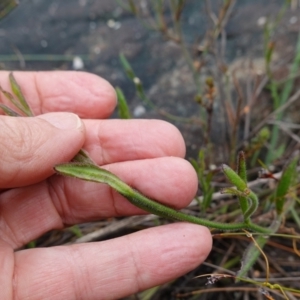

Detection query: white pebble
(257, 16), (267, 26)
(72, 56), (84, 70)
(290, 16), (298, 24)
(107, 19), (121, 30)
(133, 105), (146, 117)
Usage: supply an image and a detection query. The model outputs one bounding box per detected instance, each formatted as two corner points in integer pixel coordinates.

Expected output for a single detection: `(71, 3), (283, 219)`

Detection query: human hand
(0, 71), (212, 300)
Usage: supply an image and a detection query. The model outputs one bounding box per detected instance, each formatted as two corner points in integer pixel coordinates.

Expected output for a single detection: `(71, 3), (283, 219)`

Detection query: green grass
(1, 1), (300, 299)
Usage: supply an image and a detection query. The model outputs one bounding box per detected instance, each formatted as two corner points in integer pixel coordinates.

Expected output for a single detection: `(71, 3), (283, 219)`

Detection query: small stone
(107, 19), (121, 30)
(72, 56), (84, 70)
(133, 105), (146, 117)
(290, 16), (298, 24)
(257, 16), (267, 26)
(133, 77), (141, 85)
(40, 39), (48, 48)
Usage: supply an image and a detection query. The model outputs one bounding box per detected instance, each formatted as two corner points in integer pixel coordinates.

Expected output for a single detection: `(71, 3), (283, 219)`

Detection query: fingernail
(37, 112), (83, 130)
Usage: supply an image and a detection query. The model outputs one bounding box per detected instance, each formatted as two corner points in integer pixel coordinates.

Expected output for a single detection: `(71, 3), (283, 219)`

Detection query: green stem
(243, 191), (259, 221)
(54, 163), (270, 234)
(237, 151), (249, 218)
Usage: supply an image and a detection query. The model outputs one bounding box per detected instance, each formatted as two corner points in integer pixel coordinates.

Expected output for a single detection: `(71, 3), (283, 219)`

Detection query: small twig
(70, 215), (157, 244)
(248, 89), (300, 142)
(268, 120), (300, 144)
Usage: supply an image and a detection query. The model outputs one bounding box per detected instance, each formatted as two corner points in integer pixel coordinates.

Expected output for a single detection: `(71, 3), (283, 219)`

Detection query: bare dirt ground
(1, 0), (299, 159)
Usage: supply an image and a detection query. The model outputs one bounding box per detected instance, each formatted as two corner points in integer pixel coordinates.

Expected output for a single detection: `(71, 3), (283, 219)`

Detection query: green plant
(263, 5), (300, 164)
(0, 0), (17, 20)
(0, 73), (272, 234)
(115, 86), (131, 119)
(190, 148), (215, 212)
(1, 67), (299, 298)
(2, 1), (300, 299)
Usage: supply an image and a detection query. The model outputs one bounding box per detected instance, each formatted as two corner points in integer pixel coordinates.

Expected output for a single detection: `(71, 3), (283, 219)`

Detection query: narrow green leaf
(69, 225), (83, 238)
(0, 0), (18, 19)
(54, 162), (270, 233)
(0, 103), (21, 116)
(128, 0), (137, 14)
(221, 164), (247, 191)
(275, 157), (298, 215)
(9, 72), (33, 116)
(138, 286), (160, 300)
(265, 41), (274, 66)
(26, 240), (36, 248)
(237, 235), (267, 279)
(243, 191), (259, 221)
(237, 151), (247, 183)
(116, 87), (131, 119)
(119, 53), (135, 80)
(72, 149), (97, 165)
(237, 220), (280, 279)
(189, 158), (199, 173)
(0, 85), (24, 113)
(195, 149), (214, 211)
(237, 151), (249, 217)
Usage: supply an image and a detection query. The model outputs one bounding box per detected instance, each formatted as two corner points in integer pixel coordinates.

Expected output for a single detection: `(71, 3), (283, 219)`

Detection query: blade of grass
(0, 103), (21, 116)
(116, 87), (131, 119)
(266, 31), (300, 164)
(9, 73), (33, 116)
(0, 0), (18, 19)
(0, 85), (25, 114)
(274, 157), (298, 215)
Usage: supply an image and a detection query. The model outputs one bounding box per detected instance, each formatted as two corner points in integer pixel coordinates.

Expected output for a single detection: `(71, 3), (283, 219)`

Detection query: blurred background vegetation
(1, 0), (300, 299)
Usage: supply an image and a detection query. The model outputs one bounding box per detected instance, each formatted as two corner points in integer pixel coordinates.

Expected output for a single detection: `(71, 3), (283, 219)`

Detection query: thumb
(0, 112), (85, 188)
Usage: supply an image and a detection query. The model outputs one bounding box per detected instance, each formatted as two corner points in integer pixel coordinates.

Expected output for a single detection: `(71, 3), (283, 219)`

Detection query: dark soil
(1, 1), (300, 299)
(1, 0), (299, 160)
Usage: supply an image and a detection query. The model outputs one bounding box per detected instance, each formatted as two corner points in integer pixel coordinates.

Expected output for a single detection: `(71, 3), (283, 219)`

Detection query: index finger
(0, 71), (117, 118)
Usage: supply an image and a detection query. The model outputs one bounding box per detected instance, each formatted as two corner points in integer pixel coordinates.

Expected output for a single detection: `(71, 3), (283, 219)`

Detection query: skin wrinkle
(0, 184), (61, 249)
(84, 119), (185, 166)
(12, 253), (16, 300)
(126, 235), (143, 294)
(0, 71), (116, 118)
(43, 72), (116, 118)
(48, 175), (103, 224)
(33, 73), (44, 115)
(46, 178), (66, 228)
(96, 121), (107, 165)
(80, 77), (116, 118)
(154, 122), (178, 157)
(49, 176), (80, 226)
(0, 195), (17, 247)
(1, 190), (29, 248)
(18, 123), (44, 166)
(0, 207), (19, 248)
(1, 118), (55, 187)
(129, 125), (144, 160)
(96, 121), (127, 165)
(66, 246), (90, 300)
(0, 242), (16, 300)
(1, 117), (44, 164)
(108, 182), (122, 217)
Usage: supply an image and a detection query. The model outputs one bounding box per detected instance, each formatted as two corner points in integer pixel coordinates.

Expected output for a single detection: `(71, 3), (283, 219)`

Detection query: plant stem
(54, 162), (271, 234)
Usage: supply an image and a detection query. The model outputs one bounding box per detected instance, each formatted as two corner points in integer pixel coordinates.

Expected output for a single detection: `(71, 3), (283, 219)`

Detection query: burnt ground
(1, 1), (300, 299)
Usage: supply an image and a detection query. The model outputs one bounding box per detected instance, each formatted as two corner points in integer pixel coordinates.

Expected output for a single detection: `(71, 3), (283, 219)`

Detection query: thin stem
(54, 163), (271, 234)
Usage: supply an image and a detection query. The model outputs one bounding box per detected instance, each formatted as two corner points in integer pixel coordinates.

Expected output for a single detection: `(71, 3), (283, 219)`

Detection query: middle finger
(82, 119), (186, 164)
(0, 157), (198, 248)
